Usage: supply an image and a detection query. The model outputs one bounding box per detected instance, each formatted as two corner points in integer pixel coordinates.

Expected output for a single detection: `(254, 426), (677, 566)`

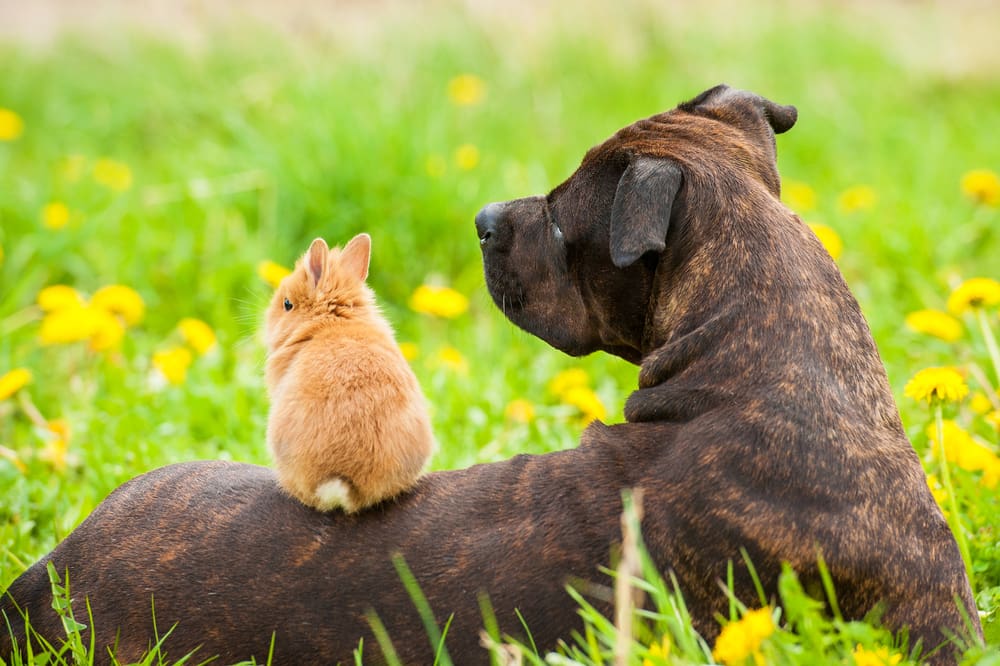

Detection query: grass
(1, 0), (1000, 662)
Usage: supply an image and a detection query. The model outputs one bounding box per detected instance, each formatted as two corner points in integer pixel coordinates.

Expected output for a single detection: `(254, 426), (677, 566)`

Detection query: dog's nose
(475, 202), (505, 246)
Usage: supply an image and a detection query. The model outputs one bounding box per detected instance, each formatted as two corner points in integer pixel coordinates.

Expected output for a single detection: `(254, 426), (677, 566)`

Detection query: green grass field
(1, 1), (1000, 663)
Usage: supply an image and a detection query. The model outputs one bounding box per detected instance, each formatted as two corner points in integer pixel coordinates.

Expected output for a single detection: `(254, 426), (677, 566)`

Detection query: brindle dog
(1, 85), (980, 665)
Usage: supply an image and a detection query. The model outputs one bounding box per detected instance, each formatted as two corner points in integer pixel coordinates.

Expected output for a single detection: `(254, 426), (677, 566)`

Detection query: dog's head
(476, 84), (796, 364)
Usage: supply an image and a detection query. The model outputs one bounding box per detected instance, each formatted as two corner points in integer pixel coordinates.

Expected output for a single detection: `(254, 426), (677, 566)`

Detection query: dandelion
(39, 304), (100, 345)
(92, 284), (145, 326)
(504, 399), (536, 424)
(642, 634), (671, 666)
(837, 185), (877, 213)
(960, 169), (1000, 207)
(947, 277), (1000, 386)
(87, 308), (126, 352)
(782, 180), (816, 213)
(903, 367), (968, 405)
(852, 644), (903, 666)
(454, 144), (480, 171)
(398, 342), (419, 361)
(37, 419), (73, 473)
(807, 223), (843, 261)
(904, 309), (963, 343)
(41, 202), (71, 230)
(548, 368), (590, 397)
(447, 74), (486, 106)
(92, 158), (133, 192)
(947, 277), (1000, 315)
(37, 285), (85, 312)
(561, 385), (607, 424)
(0, 107), (24, 141)
(980, 448), (1000, 488)
(712, 606), (775, 666)
(257, 260), (291, 289)
(986, 410), (1000, 431)
(178, 318), (217, 355)
(0, 368), (32, 401)
(908, 367), (973, 580)
(925, 473), (947, 509)
(153, 346), (193, 386)
(425, 154), (447, 179)
(409, 284), (469, 318)
(970, 392), (995, 415)
(926, 420), (998, 473)
(435, 346), (469, 374)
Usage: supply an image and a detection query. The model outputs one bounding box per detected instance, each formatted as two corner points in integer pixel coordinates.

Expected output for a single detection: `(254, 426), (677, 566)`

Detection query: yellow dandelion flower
(178, 318), (217, 356)
(642, 634), (671, 666)
(153, 346), (193, 386)
(986, 410), (1000, 430)
(88, 308), (126, 352)
(807, 223), (843, 261)
(398, 342), (419, 361)
(982, 456), (1000, 489)
(504, 399), (536, 424)
(712, 607), (775, 666)
(904, 309), (963, 343)
(852, 644), (903, 666)
(41, 201), (71, 230)
(837, 185), (877, 213)
(257, 260), (291, 289)
(782, 180), (817, 213)
(548, 368), (590, 397)
(947, 277), (1000, 314)
(92, 158), (133, 192)
(970, 392), (994, 415)
(0, 445), (26, 473)
(925, 473), (947, 508)
(409, 284), (469, 318)
(0, 107), (24, 141)
(39, 304), (100, 345)
(37, 420), (72, 473)
(37, 285), (85, 312)
(436, 346), (469, 374)
(447, 74), (486, 106)
(454, 144), (480, 171)
(0, 368), (32, 401)
(91, 284), (145, 326)
(960, 169), (1000, 207)
(425, 154), (447, 179)
(58, 154), (88, 182)
(904, 367), (968, 405)
(561, 385), (607, 423)
(926, 420), (997, 473)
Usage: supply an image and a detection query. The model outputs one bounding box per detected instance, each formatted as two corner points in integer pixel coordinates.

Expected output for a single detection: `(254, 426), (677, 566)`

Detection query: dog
(1, 85), (980, 665)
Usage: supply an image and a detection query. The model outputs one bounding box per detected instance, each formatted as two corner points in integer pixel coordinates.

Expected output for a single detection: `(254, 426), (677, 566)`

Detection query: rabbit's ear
(307, 238), (329, 288)
(341, 233), (371, 282)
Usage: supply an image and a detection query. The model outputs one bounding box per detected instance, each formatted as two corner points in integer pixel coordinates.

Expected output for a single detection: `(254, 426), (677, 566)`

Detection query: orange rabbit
(264, 234), (435, 512)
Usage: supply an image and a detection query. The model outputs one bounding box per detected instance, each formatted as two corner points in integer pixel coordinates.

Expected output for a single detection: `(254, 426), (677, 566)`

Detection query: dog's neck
(627, 180), (902, 435)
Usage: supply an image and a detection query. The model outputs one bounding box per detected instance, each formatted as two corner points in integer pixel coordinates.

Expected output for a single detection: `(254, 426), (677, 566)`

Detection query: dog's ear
(609, 157), (683, 268)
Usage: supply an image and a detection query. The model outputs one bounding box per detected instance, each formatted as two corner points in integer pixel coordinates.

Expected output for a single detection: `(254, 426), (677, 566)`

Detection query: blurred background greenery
(1, 0), (999, 640)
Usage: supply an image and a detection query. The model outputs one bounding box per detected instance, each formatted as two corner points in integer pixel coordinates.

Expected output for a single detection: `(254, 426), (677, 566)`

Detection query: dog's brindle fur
(1, 86), (980, 664)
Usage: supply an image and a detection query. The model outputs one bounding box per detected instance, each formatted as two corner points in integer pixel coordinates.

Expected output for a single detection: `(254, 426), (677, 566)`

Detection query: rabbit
(264, 233), (435, 513)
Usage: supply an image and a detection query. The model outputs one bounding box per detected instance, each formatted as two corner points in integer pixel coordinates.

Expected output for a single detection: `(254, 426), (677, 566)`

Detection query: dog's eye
(283, 298), (293, 311)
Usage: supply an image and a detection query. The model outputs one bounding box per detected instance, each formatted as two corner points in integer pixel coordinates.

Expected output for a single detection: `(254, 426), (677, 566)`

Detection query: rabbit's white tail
(314, 478), (357, 513)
